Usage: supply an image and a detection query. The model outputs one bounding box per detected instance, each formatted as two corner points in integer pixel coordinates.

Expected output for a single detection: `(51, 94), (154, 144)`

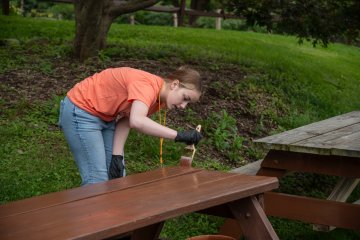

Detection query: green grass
(1, 15), (360, 239)
(2, 15), (360, 126)
(0, 98), (81, 203)
(107, 24), (360, 124)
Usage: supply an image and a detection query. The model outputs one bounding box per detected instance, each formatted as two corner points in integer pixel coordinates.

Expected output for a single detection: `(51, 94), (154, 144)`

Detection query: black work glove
(175, 130), (203, 145)
(109, 155), (125, 179)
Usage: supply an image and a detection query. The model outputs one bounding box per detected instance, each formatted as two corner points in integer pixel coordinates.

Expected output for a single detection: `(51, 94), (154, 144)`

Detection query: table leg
(218, 219), (242, 239)
(313, 177), (359, 231)
(228, 196), (279, 240)
(131, 222), (164, 240)
(219, 151), (286, 238)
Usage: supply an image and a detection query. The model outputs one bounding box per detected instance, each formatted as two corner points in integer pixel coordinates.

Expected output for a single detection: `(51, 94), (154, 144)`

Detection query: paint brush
(179, 125), (201, 167)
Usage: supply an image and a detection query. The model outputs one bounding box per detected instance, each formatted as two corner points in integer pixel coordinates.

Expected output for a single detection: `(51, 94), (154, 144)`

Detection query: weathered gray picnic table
(221, 110), (360, 237)
(254, 110), (360, 231)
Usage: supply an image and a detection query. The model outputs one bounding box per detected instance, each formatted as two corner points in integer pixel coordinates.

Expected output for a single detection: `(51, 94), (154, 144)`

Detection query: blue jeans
(59, 97), (115, 185)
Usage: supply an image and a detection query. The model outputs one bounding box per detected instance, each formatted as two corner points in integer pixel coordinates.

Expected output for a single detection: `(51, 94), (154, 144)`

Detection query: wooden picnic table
(255, 110), (360, 231)
(220, 111), (360, 237)
(0, 166), (279, 240)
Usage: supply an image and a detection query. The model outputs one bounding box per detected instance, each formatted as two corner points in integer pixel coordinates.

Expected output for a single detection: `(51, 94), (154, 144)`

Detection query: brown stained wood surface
(254, 111), (360, 157)
(261, 150), (360, 178)
(0, 166), (201, 218)
(0, 167), (278, 240)
(264, 192), (360, 230)
(229, 197), (279, 240)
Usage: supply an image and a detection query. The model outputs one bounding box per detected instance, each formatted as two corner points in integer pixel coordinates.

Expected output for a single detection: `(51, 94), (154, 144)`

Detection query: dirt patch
(0, 57), (277, 166)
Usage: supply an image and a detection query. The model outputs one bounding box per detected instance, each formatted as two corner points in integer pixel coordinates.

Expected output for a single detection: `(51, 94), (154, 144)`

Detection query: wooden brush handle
(195, 125), (201, 132)
(180, 125), (202, 167)
(190, 125), (201, 158)
(185, 125), (202, 150)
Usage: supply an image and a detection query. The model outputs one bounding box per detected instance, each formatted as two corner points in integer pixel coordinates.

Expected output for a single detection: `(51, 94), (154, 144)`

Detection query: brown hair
(166, 66), (202, 93)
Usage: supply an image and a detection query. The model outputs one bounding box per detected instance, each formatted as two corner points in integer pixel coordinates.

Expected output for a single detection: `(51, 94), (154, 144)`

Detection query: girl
(59, 66), (203, 185)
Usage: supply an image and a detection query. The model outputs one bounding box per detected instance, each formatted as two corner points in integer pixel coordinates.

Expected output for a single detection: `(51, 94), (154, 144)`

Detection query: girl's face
(165, 80), (201, 110)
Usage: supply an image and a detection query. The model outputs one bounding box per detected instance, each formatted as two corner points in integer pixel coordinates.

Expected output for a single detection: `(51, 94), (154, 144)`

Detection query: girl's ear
(170, 79), (180, 90)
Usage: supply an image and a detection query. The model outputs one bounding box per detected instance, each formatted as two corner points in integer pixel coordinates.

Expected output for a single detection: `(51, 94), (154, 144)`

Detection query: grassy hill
(2, 15), (360, 123)
(0, 15), (359, 239)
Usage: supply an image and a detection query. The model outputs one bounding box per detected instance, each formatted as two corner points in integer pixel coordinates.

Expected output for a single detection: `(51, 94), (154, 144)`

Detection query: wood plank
(254, 130), (317, 149)
(291, 123), (360, 157)
(312, 177), (359, 232)
(264, 192), (360, 230)
(260, 150), (360, 178)
(145, 6), (180, 13)
(229, 196), (279, 240)
(0, 171), (278, 240)
(230, 160), (262, 175)
(332, 134), (360, 157)
(0, 166), (201, 218)
(254, 111), (360, 155)
(326, 177), (359, 202)
(186, 9), (222, 18)
(295, 123), (360, 147)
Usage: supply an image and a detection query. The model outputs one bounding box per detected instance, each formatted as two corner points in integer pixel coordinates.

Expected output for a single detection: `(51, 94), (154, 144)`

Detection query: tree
(74, 0), (160, 61)
(189, 0), (210, 26)
(226, 0), (360, 47)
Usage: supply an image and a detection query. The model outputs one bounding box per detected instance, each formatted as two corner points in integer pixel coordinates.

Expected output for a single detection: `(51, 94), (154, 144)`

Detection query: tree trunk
(2, 0), (9, 15)
(189, 0), (209, 26)
(74, 0), (113, 61)
(172, 0), (179, 7)
(73, 0), (160, 61)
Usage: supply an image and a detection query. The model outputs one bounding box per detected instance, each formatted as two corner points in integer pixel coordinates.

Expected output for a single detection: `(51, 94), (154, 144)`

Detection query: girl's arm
(129, 100), (177, 139)
(113, 117), (131, 155)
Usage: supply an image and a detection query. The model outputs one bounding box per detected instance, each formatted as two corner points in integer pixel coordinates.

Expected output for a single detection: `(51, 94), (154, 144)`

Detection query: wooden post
(215, 9), (222, 30)
(20, 0), (24, 15)
(2, 0), (10, 15)
(173, 13), (178, 27)
(130, 15), (135, 25)
(178, 0), (186, 26)
(313, 177), (360, 232)
(229, 196), (279, 240)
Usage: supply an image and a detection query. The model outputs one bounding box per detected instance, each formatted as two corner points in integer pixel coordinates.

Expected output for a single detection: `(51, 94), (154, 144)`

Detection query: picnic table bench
(221, 111), (360, 236)
(0, 166), (279, 240)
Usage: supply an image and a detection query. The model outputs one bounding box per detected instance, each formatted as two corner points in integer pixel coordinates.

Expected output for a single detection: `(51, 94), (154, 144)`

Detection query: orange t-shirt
(67, 67), (164, 122)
